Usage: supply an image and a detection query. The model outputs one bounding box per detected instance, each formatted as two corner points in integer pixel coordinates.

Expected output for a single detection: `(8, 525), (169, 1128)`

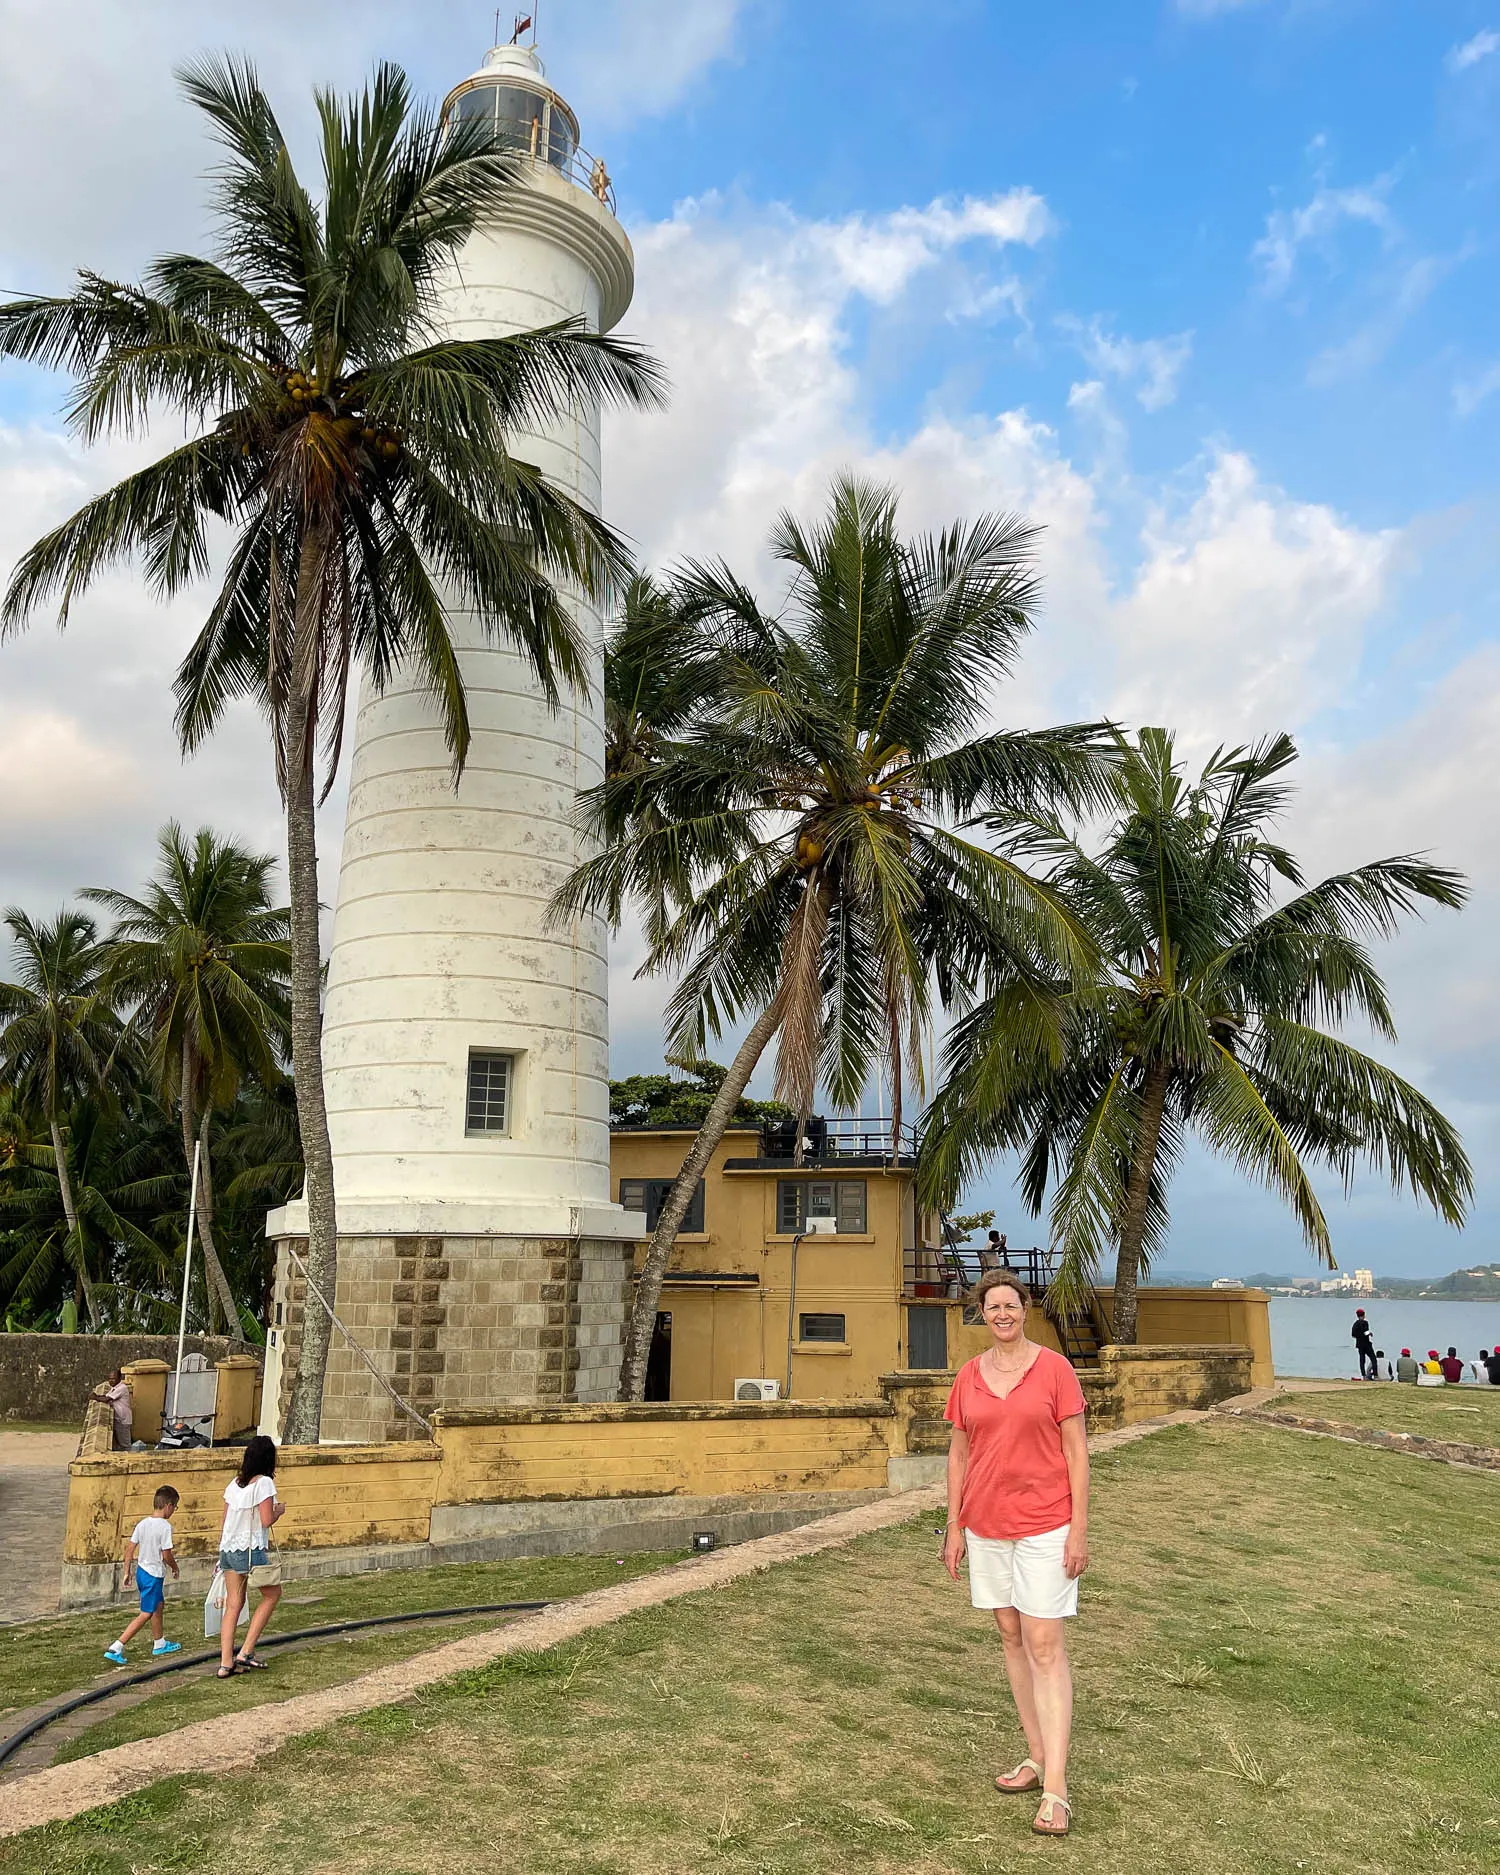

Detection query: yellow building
(610, 1121), (1274, 1399)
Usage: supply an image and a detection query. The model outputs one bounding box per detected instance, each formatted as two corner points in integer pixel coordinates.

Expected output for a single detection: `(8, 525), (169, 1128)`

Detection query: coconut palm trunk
(282, 571), (340, 1445)
(178, 1032), (239, 1335)
(1110, 1059), (1170, 1345)
(47, 1113), (98, 1327)
(620, 992), (787, 1401)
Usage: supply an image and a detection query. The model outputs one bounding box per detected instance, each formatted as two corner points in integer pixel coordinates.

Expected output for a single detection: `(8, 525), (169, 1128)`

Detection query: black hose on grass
(0, 1599), (551, 1771)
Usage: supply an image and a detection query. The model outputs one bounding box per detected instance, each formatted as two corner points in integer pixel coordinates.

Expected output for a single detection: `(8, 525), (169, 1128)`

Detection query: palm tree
(0, 910), (119, 1325)
(0, 60), (662, 1439)
(559, 476), (1108, 1399)
(86, 823), (291, 1335)
(0, 1091), (183, 1333)
(920, 728), (1473, 1340)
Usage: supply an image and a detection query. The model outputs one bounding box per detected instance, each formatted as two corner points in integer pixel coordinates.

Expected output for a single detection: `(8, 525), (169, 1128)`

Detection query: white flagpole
(172, 1139), (201, 1422)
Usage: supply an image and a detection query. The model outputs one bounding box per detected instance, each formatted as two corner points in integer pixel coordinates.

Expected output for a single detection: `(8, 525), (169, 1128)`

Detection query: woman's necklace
(986, 1341), (1031, 1379)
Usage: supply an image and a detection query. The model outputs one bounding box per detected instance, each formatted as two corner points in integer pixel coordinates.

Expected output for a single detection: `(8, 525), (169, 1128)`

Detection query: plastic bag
(203, 1566), (248, 1638)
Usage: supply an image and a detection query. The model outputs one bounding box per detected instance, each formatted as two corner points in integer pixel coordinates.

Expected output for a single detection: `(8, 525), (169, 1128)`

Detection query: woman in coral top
(943, 1268), (1090, 1838)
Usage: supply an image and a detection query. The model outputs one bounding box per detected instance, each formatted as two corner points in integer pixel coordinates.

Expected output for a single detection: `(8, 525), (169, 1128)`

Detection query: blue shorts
(218, 1548), (268, 1576)
(136, 1569), (164, 1615)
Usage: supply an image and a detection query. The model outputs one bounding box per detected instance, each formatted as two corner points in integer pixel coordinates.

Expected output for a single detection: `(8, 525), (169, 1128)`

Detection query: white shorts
(964, 1524), (1078, 1619)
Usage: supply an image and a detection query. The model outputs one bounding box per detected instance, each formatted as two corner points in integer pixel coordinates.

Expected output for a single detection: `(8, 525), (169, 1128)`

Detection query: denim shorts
(218, 1548), (268, 1576)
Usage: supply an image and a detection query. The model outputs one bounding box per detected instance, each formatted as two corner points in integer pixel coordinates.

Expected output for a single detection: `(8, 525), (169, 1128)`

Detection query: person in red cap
(1350, 1308), (1377, 1380)
(1395, 1348), (1419, 1384)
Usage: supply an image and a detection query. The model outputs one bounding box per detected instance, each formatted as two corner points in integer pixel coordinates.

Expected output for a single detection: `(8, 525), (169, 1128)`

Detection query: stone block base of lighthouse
(267, 1232), (636, 1444)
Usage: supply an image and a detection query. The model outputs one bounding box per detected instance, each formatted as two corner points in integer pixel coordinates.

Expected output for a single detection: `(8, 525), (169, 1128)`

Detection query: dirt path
(0, 1434), (76, 1627)
(0, 1409), (1207, 1841)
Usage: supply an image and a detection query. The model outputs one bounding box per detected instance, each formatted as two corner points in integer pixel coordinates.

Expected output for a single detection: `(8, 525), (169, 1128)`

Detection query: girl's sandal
(1032, 1793), (1072, 1837)
(994, 1757), (1043, 1794)
(216, 1665), (240, 1679)
(235, 1654), (268, 1670)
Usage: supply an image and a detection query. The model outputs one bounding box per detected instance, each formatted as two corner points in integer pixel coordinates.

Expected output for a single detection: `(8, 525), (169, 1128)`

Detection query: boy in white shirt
(104, 1486), (182, 1663)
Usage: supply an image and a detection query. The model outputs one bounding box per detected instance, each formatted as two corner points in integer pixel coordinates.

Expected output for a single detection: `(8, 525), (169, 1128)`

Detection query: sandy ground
(0, 1433), (77, 1626)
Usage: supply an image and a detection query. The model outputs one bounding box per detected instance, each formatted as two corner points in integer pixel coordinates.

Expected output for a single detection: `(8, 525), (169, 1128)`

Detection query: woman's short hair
(973, 1268), (1031, 1310)
(237, 1433), (278, 1489)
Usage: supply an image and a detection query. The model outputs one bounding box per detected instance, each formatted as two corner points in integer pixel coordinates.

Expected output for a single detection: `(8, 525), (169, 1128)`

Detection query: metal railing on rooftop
(755, 1115), (918, 1163)
(446, 118), (617, 213)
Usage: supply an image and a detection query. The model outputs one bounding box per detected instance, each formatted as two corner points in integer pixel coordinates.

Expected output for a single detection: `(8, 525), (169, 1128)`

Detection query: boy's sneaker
(103, 1644), (127, 1665)
(151, 1640), (182, 1656)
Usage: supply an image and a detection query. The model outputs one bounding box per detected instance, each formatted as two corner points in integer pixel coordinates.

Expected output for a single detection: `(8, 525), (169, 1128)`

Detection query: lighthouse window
(465, 1051), (513, 1135)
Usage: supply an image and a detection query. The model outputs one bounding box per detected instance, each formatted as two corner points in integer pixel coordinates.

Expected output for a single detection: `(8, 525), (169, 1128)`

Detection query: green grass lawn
(10, 1419), (1499, 1875)
(0, 1552), (671, 1746)
(1267, 1384), (1500, 1445)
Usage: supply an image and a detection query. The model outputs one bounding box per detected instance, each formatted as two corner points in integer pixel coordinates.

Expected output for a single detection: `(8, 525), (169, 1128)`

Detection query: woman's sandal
(1032, 1792), (1072, 1837)
(216, 1665), (240, 1679)
(994, 1757), (1043, 1794)
(235, 1654), (268, 1670)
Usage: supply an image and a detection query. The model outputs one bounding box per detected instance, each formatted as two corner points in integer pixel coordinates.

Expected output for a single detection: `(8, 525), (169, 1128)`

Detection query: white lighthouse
(267, 42), (643, 1439)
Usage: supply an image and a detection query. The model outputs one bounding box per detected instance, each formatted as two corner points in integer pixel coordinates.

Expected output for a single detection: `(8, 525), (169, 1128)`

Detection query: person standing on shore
(1351, 1310), (1377, 1380)
(943, 1269), (1089, 1839)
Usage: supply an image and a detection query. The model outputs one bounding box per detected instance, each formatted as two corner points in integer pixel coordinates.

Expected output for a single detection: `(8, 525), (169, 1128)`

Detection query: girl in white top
(216, 1434), (284, 1678)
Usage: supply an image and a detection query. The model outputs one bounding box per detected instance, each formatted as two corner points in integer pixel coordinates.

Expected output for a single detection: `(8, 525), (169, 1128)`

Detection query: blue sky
(0, 0), (1495, 1279)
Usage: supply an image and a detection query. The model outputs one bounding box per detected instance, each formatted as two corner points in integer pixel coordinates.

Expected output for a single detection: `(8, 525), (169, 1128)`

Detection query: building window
(619, 1177), (706, 1233)
(907, 1306), (949, 1370)
(777, 1178), (867, 1234)
(465, 1051), (513, 1135)
(798, 1312), (846, 1343)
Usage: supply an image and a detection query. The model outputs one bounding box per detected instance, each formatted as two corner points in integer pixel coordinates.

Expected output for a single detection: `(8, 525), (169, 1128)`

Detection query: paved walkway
(0, 1434), (76, 1627)
(0, 1408), (1205, 1840)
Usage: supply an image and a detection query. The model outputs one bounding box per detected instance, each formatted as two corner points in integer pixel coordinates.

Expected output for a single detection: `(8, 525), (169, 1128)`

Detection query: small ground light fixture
(692, 1532), (717, 1553)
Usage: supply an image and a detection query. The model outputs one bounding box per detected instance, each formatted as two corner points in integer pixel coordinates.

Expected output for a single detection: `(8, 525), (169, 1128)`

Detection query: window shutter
(808, 1181), (836, 1219)
(836, 1181), (867, 1233)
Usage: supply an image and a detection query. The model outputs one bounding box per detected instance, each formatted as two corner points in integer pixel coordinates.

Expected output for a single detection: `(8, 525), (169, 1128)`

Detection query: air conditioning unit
(805, 1216), (838, 1235)
(734, 1377), (782, 1402)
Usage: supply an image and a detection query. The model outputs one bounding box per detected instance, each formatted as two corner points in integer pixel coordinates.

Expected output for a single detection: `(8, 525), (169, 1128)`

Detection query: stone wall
(0, 1334), (250, 1423)
(271, 1233), (634, 1442)
(1096, 1342), (1254, 1417)
(431, 1400), (894, 1512)
(61, 1398), (894, 1608)
(878, 1343), (1254, 1465)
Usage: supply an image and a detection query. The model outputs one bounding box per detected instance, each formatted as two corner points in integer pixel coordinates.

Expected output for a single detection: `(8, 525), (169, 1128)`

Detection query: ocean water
(1269, 1296), (1500, 1380)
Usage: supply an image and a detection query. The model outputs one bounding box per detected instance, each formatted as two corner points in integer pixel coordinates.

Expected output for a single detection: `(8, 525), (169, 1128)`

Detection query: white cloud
(1252, 175), (1395, 295)
(1058, 316), (1193, 410)
(0, 0), (747, 284)
(563, 0), (749, 129)
(811, 191), (1054, 303)
(1109, 451), (1394, 746)
(1307, 250), (1452, 384)
(1447, 28), (1500, 73)
(1454, 359), (1500, 416)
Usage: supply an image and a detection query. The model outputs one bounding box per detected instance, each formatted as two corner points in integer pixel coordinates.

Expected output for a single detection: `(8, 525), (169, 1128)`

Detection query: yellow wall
(433, 1401), (894, 1505)
(610, 1129), (1274, 1398)
(64, 1403), (892, 1566)
(65, 1443), (441, 1564)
